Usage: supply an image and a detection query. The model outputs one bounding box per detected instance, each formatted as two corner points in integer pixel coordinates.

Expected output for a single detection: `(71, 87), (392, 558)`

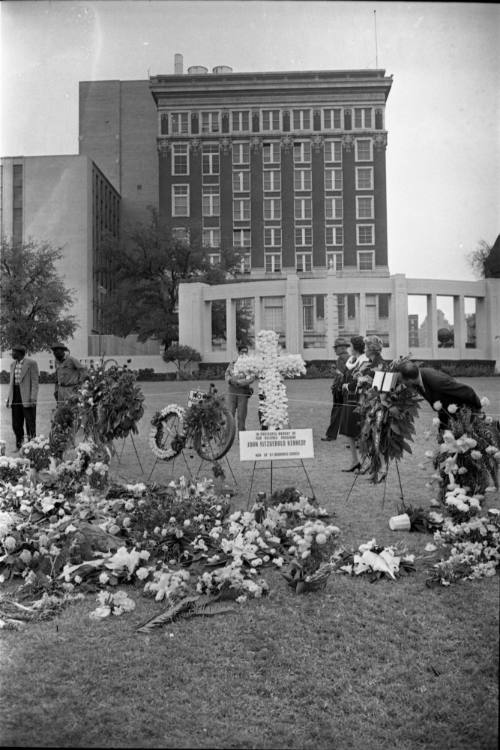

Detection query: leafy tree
(0, 238), (77, 353)
(467, 239), (493, 278)
(162, 344), (201, 379)
(97, 208), (241, 352)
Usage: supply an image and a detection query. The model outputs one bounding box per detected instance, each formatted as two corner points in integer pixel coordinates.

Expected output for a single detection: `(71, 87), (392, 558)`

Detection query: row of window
(197, 224), (372, 249)
(231, 168), (345, 193)
(173, 168), (373, 214)
(161, 107), (384, 136)
(205, 249), (375, 274)
(200, 195), (374, 220)
(171, 139), (372, 174)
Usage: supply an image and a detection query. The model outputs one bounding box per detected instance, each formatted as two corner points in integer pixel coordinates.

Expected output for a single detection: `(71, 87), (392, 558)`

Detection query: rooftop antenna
(374, 9), (379, 68)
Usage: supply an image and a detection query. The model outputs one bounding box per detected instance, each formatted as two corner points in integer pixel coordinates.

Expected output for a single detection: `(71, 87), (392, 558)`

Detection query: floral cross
(232, 330), (306, 429)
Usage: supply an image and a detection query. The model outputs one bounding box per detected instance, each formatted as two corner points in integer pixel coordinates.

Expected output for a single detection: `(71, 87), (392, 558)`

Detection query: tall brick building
(150, 66), (392, 277)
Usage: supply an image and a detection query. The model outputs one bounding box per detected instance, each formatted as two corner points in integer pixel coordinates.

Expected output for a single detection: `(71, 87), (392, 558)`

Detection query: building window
(354, 108), (372, 129)
(171, 112), (189, 134)
(233, 199), (250, 222)
(233, 229), (251, 247)
(233, 171), (250, 193)
(293, 141), (311, 163)
(237, 252), (251, 273)
(358, 250), (375, 270)
(325, 225), (343, 246)
(201, 111), (220, 133)
(294, 198), (312, 220)
(233, 142), (250, 165)
(160, 113), (169, 136)
(292, 109), (311, 130)
(323, 109), (342, 130)
(203, 228), (220, 248)
(356, 167), (374, 190)
(263, 297), (285, 334)
(172, 143), (189, 175)
(232, 110), (250, 132)
(202, 144), (220, 175)
(172, 184), (189, 216)
(347, 294), (356, 319)
(264, 227), (282, 246)
(324, 140), (342, 163)
(295, 226), (312, 246)
(202, 185), (220, 216)
(208, 252), (221, 265)
(355, 139), (373, 161)
(357, 225), (374, 245)
(172, 226), (190, 244)
(12, 163), (23, 246)
(378, 294), (390, 319)
(356, 196), (374, 219)
(263, 142), (281, 164)
(263, 170), (281, 191)
(265, 253), (282, 273)
(263, 198), (281, 220)
(326, 251), (344, 271)
(294, 169), (312, 191)
(262, 110), (280, 131)
(296, 253), (312, 272)
(302, 295), (314, 331)
(325, 169), (343, 191)
(325, 197), (343, 220)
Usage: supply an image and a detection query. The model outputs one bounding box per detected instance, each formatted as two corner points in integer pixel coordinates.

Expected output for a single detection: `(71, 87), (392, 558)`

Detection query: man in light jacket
(6, 344), (39, 451)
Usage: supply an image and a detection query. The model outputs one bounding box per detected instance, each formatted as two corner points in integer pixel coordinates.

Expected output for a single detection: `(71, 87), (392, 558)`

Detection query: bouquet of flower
(21, 436), (52, 472)
(78, 363), (145, 444)
(0, 456), (30, 484)
(333, 538), (416, 581)
(85, 461), (109, 491)
(428, 406), (500, 501)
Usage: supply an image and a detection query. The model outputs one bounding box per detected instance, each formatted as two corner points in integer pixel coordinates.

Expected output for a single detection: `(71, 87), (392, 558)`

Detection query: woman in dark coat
(339, 336), (369, 471)
(322, 337), (350, 441)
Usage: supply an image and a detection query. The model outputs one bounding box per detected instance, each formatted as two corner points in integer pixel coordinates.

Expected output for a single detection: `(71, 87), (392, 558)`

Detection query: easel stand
(114, 434), (145, 473)
(246, 459), (316, 508)
(345, 459), (405, 506)
(147, 450), (238, 490)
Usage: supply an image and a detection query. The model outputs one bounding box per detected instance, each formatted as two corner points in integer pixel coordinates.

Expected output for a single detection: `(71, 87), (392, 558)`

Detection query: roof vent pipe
(174, 53), (183, 74)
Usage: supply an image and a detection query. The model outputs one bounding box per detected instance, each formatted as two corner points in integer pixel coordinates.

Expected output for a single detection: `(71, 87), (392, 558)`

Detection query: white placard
(239, 429), (315, 461)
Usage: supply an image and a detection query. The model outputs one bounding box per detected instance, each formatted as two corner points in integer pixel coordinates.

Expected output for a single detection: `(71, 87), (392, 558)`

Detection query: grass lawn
(0, 378), (499, 749)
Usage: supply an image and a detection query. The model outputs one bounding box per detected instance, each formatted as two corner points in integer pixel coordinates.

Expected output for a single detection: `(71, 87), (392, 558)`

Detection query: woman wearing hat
(338, 336), (369, 471)
(5, 345), (39, 451)
(322, 337), (350, 441)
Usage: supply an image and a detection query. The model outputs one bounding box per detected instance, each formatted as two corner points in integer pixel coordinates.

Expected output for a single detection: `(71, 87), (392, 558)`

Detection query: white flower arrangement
(149, 404), (185, 460)
(232, 330), (306, 430)
(143, 566), (191, 602)
(89, 590), (136, 619)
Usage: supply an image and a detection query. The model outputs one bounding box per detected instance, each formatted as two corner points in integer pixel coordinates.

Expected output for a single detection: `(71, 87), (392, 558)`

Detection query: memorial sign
(239, 429), (314, 461)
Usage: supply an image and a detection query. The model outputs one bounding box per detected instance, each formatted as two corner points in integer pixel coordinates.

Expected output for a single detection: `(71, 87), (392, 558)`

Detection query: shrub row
(0, 359), (496, 386)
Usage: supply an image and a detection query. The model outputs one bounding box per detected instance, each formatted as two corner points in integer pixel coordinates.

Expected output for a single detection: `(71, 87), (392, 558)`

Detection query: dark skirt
(338, 396), (361, 439)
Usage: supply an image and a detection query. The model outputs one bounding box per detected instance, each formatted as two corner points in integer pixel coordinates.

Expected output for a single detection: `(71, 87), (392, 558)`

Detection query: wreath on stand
(149, 405), (186, 461)
(357, 361), (421, 483)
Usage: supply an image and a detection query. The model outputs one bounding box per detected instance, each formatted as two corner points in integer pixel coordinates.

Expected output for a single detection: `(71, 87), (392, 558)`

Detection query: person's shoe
(341, 463), (361, 473)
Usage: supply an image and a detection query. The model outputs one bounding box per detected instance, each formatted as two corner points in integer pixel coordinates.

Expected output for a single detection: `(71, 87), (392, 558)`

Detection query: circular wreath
(149, 404), (186, 460)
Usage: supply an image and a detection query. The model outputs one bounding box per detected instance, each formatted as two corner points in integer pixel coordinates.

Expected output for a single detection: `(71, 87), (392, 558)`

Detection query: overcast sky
(1, 0), (499, 281)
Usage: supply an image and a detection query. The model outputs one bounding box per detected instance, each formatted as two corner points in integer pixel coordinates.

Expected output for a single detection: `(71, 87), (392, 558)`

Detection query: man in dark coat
(398, 361), (482, 429)
(5, 344), (39, 451)
(322, 337), (350, 441)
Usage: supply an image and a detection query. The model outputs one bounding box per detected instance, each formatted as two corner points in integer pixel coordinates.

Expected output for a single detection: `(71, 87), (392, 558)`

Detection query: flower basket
(281, 561), (333, 594)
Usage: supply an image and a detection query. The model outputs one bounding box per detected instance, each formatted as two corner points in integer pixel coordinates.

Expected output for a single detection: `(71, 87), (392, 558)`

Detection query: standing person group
(4, 342), (87, 454)
(5, 344), (39, 451)
(323, 334), (385, 471)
